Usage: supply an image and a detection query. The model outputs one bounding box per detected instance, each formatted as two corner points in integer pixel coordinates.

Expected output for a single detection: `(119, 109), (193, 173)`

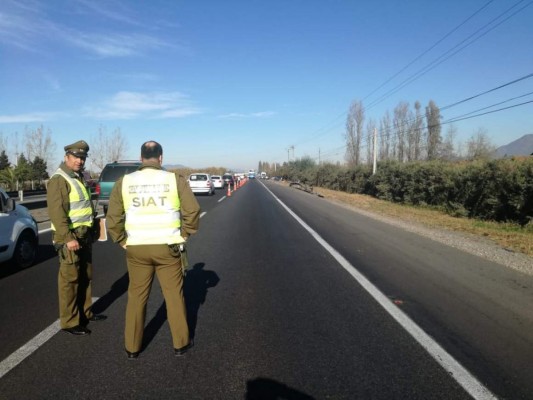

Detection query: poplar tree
(425, 100), (442, 160)
(344, 100), (365, 166)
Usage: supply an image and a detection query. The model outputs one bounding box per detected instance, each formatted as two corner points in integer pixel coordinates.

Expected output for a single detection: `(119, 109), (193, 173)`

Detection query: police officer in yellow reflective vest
(47, 140), (107, 336)
(106, 141), (200, 359)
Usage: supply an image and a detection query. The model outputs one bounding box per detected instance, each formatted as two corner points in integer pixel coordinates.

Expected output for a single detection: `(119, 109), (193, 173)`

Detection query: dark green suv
(95, 161), (141, 215)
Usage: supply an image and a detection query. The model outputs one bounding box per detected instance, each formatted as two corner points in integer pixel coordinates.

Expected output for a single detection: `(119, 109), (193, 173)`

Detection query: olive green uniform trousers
(58, 244), (94, 329)
(125, 244), (189, 353)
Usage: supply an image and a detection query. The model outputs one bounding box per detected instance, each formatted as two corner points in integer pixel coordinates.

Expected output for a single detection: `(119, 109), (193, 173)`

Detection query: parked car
(188, 173), (215, 195)
(222, 173), (235, 187)
(0, 188), (39, 268)
(95, 161), (142, 215)
(211, 175), (224, 189)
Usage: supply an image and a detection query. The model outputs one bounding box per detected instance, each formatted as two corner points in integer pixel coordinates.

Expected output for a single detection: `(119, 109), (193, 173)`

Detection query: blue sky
(1, 0), (532, 171)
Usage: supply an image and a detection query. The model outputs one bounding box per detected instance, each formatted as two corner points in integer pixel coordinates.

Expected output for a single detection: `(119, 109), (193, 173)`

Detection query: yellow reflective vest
(51, 168), (93, 230)
(122, 168), (183, 245)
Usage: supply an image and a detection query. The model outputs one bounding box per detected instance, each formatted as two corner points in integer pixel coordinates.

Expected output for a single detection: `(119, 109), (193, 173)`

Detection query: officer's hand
(66, 239), (81, 251)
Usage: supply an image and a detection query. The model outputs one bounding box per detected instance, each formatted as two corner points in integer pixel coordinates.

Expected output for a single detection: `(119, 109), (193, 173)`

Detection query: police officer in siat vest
(106, 140), (200, 359)
(46, 140), (107, 336)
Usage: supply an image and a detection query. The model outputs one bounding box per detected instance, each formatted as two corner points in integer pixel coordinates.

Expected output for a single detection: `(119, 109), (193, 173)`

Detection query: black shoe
(125, 350), (139, 360)
(88, 314), (107, 322)
(174, 342), (193, 357)
(62, 325), (91, 336)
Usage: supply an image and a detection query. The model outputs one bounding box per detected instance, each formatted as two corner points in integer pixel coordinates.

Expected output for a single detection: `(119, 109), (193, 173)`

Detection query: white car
(0, 188), (39, 268)
(210, 175), (224, 189)
(188, 173), (215, 195)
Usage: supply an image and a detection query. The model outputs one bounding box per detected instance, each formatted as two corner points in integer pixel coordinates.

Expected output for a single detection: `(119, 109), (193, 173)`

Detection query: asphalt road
(1, 180), (532, 399)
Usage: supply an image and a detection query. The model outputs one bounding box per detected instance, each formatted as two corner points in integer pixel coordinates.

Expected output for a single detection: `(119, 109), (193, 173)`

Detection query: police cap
(64, 140), (89, 157)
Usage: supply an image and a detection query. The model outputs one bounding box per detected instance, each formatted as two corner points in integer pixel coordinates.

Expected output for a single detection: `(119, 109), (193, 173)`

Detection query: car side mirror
(5, 198), (16, 212)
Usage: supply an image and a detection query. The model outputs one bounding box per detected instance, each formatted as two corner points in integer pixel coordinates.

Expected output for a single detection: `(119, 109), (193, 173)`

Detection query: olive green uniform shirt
(106, 161), (200, 246)
(47, 162), (96, 244)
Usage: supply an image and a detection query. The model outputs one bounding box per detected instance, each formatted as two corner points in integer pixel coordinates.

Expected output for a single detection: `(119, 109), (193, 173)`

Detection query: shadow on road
(246, 377), (315, 400)
(91, 272), (129, 314)
(140, 262), (221, 350)
(184, 262), (220, 340)
(0, 243), (57, 280)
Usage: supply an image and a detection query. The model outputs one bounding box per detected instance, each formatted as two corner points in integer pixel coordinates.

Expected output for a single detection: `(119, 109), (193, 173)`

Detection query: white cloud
(0, 112), (51, 123)
(0, 1), (176, 58)
(83, 91), (201, 120)
(218, 111), (276, 119)
(66, 32), (169, 57)
(73, 0), (141, 26)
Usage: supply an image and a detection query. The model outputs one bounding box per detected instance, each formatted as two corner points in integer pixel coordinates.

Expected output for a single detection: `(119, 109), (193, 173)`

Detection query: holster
(169, 243), (189, 275)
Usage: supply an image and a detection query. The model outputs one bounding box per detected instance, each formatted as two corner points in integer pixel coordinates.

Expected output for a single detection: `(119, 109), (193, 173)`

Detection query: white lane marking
(218, 196), (226, 203)
(11, 210), (209, 376)
(261, 182), (497, 400)
(0, 297), (100, 380)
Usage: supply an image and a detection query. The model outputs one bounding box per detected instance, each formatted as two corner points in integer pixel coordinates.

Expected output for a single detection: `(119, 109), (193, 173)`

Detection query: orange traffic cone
(227, 184), (231, 197)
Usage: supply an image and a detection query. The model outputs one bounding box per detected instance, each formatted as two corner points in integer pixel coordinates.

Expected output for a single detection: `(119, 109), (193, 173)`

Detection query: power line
(279, 3), (532, 163)
(362, 0), (496, 103)
(288, 2), (501, 150)
(440, 74), (533, 111)
(443, 99), (533, 124)
(442, 90), (533, 121)
(366, 0), (533, 111)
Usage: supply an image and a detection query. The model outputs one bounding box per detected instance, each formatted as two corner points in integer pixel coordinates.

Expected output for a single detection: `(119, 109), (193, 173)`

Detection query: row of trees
(343, 99), (497, 166)
(0, 125), (129, 191)
(0, 150), (49, 190)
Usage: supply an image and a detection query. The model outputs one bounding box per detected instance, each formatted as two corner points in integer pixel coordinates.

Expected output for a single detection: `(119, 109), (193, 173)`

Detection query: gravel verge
(323, 196), (533, 277)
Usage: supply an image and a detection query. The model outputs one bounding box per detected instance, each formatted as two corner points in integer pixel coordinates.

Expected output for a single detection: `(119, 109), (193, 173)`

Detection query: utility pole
(318, 148), (321, 165)
(372, 128), (378, 175)
(287, 145), (294, 162)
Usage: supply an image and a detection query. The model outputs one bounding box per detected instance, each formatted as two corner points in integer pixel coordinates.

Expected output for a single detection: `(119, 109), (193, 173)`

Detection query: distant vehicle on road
(222, 174), (235, 187)
(211, 175), (224, 189)
(188, 173), (215, 195)
(0, 187), (39, 269)
(260, 172), (267, 179)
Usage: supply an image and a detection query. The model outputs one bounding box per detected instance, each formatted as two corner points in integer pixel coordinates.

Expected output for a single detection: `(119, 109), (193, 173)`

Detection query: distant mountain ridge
(495, 134), (533, 157)
(164, 164), (187, 169)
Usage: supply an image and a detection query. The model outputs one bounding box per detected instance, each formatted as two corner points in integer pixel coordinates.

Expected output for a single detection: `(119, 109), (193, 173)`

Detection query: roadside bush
(280, 156), (532, 225)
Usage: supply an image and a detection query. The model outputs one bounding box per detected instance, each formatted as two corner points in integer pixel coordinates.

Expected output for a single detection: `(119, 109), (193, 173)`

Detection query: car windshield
(100, 166), (140, 181)
(190, 175), (207, 181)
(212, 176), (221, 179)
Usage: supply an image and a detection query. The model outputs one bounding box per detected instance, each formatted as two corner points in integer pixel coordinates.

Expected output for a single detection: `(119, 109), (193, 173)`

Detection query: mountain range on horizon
(494, 134), (533, 157)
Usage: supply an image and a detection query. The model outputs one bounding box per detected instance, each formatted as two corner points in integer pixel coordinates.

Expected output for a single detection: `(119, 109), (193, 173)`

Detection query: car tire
(13, 230), (37, 269)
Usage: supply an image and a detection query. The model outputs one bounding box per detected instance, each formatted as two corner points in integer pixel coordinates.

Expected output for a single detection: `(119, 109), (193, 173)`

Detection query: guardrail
(6, 190), (47, 199)
(7, 190), (97, 202)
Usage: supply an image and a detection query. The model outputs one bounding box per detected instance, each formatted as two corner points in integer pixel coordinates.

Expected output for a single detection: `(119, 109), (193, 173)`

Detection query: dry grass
(307, 186), (533, 257)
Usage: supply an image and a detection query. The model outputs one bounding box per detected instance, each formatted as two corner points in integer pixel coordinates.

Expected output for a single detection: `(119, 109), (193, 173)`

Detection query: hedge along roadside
(281, 157), (532, 226)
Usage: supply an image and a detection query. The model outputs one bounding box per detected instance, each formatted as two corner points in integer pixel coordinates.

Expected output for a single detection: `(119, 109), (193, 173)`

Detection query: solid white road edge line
(0, 297), (99, 380)
(261, 182), (497, 400)
(4, 211), (209, 378)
